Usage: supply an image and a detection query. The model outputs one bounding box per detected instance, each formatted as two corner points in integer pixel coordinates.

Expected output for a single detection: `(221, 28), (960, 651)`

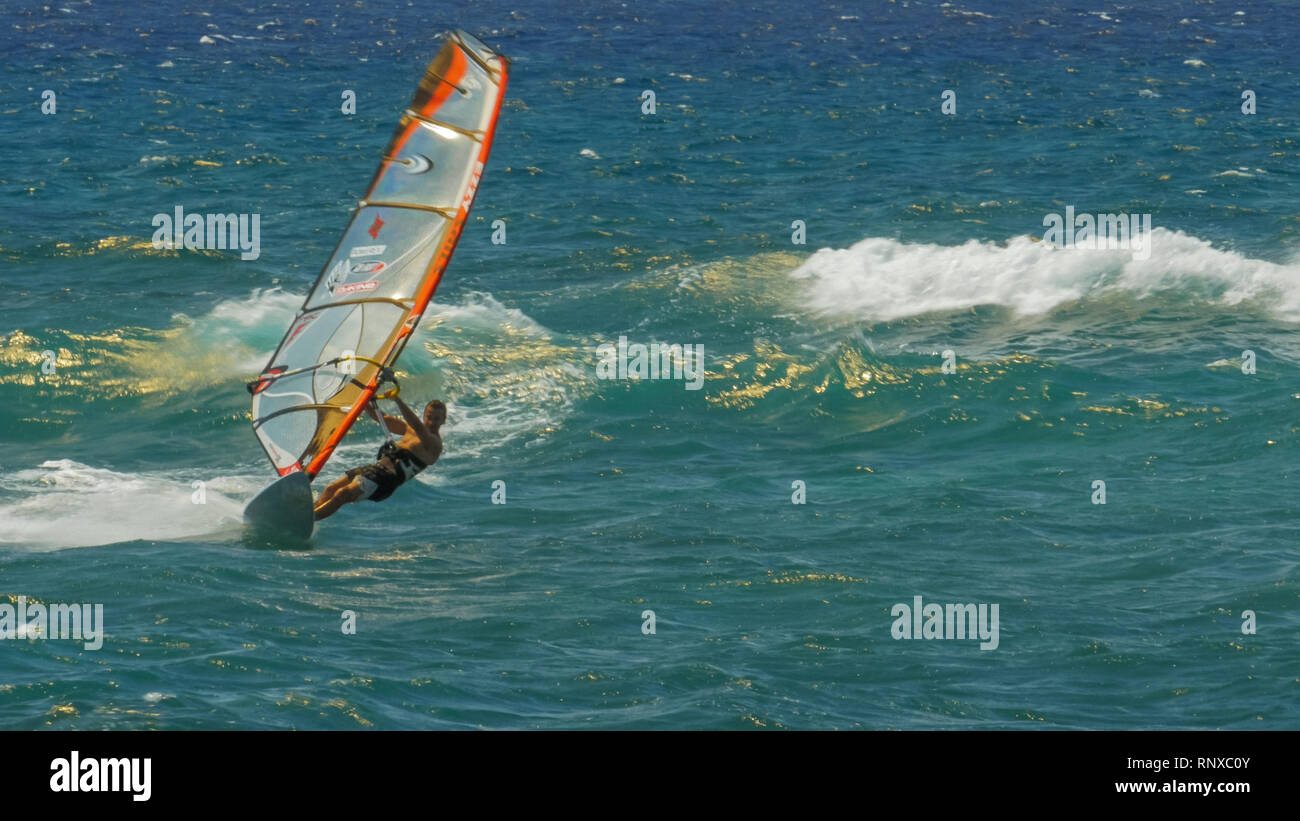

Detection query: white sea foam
(204, 286), (301, 325)
(790, 229), (1300, 322)
(0, 460), (248, 550)
(420, 290), (550, 336)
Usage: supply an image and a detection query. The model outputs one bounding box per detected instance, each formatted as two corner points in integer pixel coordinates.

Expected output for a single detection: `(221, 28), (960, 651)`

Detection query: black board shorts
(345, 458), (404, 502)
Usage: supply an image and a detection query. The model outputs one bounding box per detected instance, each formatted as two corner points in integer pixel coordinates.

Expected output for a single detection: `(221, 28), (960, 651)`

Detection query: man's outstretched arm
(365, 400), (405, 434)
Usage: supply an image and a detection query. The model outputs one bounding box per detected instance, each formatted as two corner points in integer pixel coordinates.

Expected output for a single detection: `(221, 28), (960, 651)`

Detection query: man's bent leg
(314, 478), (366, 521)
(314, 475), (353, 510)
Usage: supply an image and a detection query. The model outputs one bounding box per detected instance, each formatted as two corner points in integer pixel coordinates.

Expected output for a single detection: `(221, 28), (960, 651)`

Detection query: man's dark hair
(424, 400), (447, 428)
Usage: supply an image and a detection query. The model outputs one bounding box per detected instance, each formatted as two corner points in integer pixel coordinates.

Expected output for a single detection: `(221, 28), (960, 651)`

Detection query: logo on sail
(324, 259), (349, 291)
(461, 161), (485, 209)
(398, 153), (433, 174)
(284, 314), (317, 345)
(326, 257), (386, 295)
(333, 281), (379, 296)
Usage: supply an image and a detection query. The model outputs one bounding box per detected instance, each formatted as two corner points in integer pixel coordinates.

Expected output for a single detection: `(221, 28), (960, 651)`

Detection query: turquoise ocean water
(1, 0), (1298, 728)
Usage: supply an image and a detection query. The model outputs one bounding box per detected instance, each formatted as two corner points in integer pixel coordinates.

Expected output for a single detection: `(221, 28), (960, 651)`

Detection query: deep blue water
(0, 0), (1297, 728)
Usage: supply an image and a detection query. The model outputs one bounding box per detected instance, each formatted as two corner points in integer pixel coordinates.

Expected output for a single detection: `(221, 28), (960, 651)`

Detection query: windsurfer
(312, 390), (445, 520)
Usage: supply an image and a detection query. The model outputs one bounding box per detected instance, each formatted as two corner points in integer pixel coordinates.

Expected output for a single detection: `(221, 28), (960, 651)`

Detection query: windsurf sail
(248, 30), (508, 479)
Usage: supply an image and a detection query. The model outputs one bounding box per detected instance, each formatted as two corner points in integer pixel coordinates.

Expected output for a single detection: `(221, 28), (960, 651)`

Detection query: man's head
(424, 399), (447, 430)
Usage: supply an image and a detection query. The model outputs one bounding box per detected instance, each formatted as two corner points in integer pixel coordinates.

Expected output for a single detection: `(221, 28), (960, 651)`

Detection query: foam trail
(791, 229), (1300, 322)
(0, 460), (248, 550)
